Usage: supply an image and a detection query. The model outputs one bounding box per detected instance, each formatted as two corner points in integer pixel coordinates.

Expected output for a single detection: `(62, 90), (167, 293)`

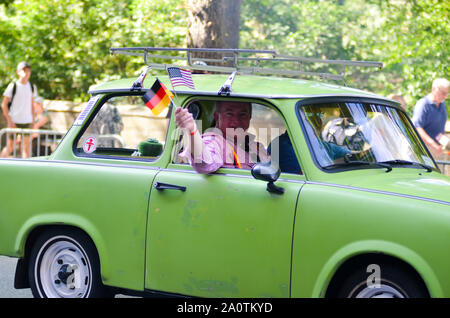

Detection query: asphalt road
(0, 256), (134, 298)
(0, 256), (32, 298)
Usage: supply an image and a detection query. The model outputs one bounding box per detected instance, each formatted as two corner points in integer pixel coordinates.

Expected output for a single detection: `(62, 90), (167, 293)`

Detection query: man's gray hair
(215, 101), (252, 113)
(432, 78), (450, 90)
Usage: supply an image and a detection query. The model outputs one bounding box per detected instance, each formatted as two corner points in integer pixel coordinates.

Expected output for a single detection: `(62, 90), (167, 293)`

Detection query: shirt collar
(426, 94), (444, 108)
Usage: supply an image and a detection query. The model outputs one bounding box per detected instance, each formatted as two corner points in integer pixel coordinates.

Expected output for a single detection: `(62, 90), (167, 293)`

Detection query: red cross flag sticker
(83, 136), (97, 154)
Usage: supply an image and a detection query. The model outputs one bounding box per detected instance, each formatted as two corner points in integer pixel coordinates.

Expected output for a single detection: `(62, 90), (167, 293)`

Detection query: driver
(304, 111), (351, 165)
(175, 101), (270, 174)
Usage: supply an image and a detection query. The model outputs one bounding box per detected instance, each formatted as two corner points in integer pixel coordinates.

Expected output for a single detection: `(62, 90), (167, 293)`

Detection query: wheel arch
(14, 220), (109, 289)
(310, 240), (442, 298)
(323, 253), (430, 298)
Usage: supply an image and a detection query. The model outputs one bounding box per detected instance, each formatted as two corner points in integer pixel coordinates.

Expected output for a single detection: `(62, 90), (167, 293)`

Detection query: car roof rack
(110, 47), (383, 81)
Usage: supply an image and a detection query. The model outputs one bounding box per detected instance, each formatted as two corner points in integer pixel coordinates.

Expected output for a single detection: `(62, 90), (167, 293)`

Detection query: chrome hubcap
(356, 284), (405, 298)
(36, 237), (92, 298)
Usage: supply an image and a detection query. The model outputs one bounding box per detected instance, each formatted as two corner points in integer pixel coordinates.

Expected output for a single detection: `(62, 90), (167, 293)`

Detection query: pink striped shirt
(179, 130), (271, 174)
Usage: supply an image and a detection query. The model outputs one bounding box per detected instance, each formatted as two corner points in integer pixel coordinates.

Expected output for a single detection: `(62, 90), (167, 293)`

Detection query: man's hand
(1, 97), (13, 127)
(416, 127), (443, 157)
(7, 119), (16, 128)
(175, 107), (196, 133)
(430, 142), (443, 157)
(351, 148), (371, 161)
(174, 107), (204, 159)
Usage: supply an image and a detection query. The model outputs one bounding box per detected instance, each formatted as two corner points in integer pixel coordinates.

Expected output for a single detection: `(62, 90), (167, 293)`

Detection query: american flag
(167, 67), (195, 90)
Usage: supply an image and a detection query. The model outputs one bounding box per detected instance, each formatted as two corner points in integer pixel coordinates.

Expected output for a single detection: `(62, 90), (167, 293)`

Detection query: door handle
(153, 182), (186, 192)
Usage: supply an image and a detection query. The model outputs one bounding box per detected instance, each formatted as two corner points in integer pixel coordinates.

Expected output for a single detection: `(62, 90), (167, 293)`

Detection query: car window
(76, 95), (171, 160)
(298, 101), (435, 171)
(248, 103), (285, 149)
(172, 100), (302, 175)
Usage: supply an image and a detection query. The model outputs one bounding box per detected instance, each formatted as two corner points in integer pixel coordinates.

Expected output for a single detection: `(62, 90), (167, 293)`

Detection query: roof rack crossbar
(224, 55), (383, 69)
(147, 63), (343, 81)
(277, 54), (383, 68)
(148, 63), (236, 73)
(124, 53), (229, 66)
(110, 47), (382, 81)
(110, 47), (276, 55)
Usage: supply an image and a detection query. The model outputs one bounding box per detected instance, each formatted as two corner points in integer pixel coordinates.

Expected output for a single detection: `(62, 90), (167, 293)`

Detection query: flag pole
(157, 76), (178, 105)
(163, 66), (182, 109)
(153, 75), (180, 125)
(165, 67), (204, 161)
(169, 87), (181, 109)
(159, 74), (189, 161)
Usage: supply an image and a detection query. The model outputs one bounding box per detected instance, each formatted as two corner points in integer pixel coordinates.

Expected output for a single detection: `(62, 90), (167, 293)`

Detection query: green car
(0, 48), (449, 298)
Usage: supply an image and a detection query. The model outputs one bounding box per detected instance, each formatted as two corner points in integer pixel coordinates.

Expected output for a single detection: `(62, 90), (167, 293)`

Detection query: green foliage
(242, 0), (354, 59)
(359, 0), (449, 111)
(0, 0), (187, 101)
(240, 0), (365, 80)
(0, 0), (448, 113)
(241, 0), (449, 113)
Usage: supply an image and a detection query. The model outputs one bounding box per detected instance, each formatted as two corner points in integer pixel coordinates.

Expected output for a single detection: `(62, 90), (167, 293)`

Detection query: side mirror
(251, 162), (285, 195)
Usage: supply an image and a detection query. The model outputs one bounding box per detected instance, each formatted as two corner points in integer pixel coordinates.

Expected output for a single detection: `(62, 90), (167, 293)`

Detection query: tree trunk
(222, 0), (242, 49)
(187, 0), (242, 66)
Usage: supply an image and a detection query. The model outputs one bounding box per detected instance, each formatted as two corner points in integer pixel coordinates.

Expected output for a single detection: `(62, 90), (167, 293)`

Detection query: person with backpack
(1, 62), (37, 158)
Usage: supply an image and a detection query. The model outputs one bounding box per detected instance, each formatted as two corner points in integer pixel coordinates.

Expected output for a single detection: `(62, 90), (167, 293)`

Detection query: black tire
(335, 262), (428, 298)
(28, 227), (113, 298)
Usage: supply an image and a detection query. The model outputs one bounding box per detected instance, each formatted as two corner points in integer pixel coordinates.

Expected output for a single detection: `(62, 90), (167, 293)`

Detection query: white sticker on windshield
(74, 95), (100, 126)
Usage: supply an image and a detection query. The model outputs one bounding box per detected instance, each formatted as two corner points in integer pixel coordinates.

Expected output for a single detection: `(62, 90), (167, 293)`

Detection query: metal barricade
(0, 128), (65, 158)
(436, 160), (450, 177)
(96, 134), (126, 148)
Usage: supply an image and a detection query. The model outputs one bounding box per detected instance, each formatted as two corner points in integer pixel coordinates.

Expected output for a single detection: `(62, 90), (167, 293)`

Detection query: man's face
(17, 67), (31, 81)
(214, 102), (251, 135)
(432, 86), (449, 104)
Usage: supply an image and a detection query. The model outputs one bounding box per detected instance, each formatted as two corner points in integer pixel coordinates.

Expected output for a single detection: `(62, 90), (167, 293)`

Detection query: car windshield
(298, 101), (436, 171)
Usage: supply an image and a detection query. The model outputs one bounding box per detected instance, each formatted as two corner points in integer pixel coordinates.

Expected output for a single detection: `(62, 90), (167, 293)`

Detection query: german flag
(142, 79), (174, 116)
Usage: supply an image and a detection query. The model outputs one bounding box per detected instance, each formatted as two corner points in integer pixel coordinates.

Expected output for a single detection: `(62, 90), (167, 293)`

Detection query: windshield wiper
(323, 160), (392, 172)
(380, 159), (433, 173)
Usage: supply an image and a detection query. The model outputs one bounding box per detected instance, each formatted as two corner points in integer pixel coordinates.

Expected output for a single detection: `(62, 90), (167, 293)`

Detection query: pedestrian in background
(88, 102), (123, 147)
(412, 78), (449, 157)
(30, 96), (54, 156)
(31, 96), (50, 135)
(1, 62), (37, 158)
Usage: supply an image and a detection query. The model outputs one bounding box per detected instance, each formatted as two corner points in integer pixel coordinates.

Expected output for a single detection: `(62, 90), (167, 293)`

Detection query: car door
(146, 166), (304, 297)
(145, 100), (305, 297)
(67, 93), (172, 291)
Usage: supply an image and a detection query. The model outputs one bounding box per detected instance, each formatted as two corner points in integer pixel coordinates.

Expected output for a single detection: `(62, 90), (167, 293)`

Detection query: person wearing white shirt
(1, 62), (37, 158)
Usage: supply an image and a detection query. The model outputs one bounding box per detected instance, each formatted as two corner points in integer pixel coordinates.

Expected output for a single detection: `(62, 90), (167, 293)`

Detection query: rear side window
(75, 95), (171, 160)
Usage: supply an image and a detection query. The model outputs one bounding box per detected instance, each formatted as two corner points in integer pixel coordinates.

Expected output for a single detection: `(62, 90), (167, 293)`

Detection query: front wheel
(335, 262), (428, 298)
(28, 228), (112, 298)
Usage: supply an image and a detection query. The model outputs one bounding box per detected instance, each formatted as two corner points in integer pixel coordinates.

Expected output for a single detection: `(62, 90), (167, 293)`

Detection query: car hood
(328, 170), (450, 205)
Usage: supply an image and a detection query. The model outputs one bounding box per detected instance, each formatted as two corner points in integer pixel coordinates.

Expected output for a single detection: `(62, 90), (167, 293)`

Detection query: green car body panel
(0, 74), (448, 297)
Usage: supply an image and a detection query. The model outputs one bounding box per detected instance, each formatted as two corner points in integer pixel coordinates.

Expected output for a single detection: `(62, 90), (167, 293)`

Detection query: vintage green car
(0, 48), (449, 298)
